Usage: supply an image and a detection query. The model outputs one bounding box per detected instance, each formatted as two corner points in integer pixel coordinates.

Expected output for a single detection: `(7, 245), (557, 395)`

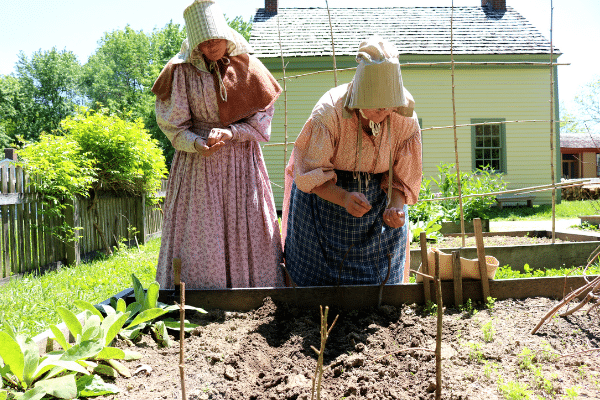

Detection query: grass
(485, 199), (599, 221)
(0, 237), (159, 338)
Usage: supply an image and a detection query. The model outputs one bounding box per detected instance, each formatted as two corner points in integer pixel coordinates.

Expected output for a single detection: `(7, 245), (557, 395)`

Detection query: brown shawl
(151, 54), (282, 127)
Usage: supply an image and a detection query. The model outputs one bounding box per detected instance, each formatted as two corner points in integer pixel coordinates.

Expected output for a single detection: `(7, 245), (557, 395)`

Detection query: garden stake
(452, 250), (462, 307)
(419, 232), (431, 303)
(434, 251), (443, 400)
(172, 258), (186, 399)
(310, 305), (339, 400)
(178, 281), (187, 400)
(474, 218), (490, 300)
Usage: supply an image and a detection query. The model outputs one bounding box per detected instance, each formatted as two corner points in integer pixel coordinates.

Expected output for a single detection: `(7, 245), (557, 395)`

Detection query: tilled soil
(107, 296), (600, 400)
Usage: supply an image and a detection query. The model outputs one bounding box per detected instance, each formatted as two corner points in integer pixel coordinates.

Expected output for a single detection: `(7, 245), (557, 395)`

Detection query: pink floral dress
(155, 63), (284, 289)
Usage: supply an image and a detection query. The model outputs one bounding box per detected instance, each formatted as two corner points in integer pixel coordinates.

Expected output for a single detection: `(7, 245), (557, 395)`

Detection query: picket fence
(0, 151), (166, 280)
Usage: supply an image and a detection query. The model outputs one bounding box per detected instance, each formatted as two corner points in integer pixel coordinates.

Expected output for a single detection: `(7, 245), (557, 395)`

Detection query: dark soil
(106, 295), (600, 400)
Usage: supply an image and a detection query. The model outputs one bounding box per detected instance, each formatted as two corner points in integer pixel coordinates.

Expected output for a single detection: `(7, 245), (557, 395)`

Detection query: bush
(410, 163), (507, 226)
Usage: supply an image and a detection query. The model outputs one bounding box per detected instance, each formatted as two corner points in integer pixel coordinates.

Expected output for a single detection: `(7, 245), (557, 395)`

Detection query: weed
(483, 361), (499, 380)
(498, 381), (534, 400)
(518, 347), (534, 370)
(465, 341), (484, 363)
(532, 366), (555, 395)
(459, 298), (478, 316)
(482, 320), (495, 343)
(485, 296), (497, 311)
(423, 300), (438, 316)
(563, 385), (581, 399)
(538, 340), (559, 362)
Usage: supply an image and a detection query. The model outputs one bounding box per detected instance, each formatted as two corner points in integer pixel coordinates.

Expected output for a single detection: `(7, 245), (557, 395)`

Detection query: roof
(250, 6), (560, 58)
(561, 133), (600, 150)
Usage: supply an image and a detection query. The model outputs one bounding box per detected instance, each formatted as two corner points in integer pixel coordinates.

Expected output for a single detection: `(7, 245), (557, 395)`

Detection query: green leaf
(49, 325), (70, 351)
(132, 274), (145, 304)
(14, 386), (46, 400)
(162, 319), (199, 332)
(33, 374), (77, 399)
(0, 331), (24, 385)
(125, 302), (142, 316)
(81, 315), (102, 342)
(34, 359), (89, 381)
(151, 321), (172, 348)
(91, 364), (117, 378)
(144, 282), (160, 310)
(101, 312), (130, 346)
(122, 349), (142, 361)
(115, 298), (126, 314)
(77, 374), (120, 397)
(97, 304), (115, 316)
(0, 389), (7, 400)
(20, 337), (40, 387)
(73, 300), (103, 320)
(124, 308), (168, 330)
(56, 307), (82, 339)
(94, 347), (125, 361)
(106, 359), (131, 378)
(59, 341), (103, 362)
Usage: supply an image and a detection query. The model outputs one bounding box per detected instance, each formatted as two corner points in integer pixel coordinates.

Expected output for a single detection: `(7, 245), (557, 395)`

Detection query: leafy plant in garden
(416, 163), (507, 224)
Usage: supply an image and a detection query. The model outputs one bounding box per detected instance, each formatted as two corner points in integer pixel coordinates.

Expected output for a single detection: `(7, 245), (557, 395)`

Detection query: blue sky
(1, 0), (598, 114)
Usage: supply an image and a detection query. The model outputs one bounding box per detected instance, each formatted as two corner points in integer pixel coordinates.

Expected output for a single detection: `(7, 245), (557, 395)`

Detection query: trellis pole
(549, 0), (557, 243)
(450, 1), (466, 247)
(277, 16), (289, 167)
(325, 0), (338, 87)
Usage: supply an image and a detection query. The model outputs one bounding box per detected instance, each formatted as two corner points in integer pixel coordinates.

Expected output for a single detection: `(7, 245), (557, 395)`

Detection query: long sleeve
(292, 118), (338, 193)
(229, 105), (275, 143)
(381, 115), (423, 205)
(155, 65), (199, 153)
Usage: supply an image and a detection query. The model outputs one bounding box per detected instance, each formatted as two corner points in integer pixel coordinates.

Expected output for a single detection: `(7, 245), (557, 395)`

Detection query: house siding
(259, 57), (559, 209)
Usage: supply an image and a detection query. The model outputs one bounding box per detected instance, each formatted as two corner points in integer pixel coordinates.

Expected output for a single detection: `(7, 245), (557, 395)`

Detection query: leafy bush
(411, 163), (507, 225)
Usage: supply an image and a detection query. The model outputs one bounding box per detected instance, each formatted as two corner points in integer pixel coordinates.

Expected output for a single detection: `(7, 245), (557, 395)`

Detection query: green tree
(559, 102), (584, 133)
(13, 48), (82, 142)
(0, 74), (23, 147)
(575, 76), (600, 132)
(227, 15), (253, 41)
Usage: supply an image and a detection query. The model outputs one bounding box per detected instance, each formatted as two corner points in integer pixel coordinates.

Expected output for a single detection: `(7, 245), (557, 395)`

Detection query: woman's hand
(343, 192), (372, 218)
(194, 137), (226, 157)
(383, 207), (405, 228)
(206, 128), (233, 147)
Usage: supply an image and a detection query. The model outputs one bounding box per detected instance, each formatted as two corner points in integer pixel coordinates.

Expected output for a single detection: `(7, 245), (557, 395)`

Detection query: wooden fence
(0, 152), (166, 280)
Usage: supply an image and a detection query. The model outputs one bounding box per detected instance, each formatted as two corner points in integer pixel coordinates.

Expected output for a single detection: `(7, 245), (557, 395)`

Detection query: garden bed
(105, 296), (599, 400)
(409, 230), (600, 273)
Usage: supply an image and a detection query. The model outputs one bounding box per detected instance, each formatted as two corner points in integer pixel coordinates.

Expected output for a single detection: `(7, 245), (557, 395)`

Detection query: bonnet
(343, 36), (414, 118)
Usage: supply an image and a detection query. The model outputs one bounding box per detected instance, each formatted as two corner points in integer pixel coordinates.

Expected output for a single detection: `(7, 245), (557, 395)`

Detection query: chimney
(481, 0), (506, 11)
(265, 0), (278, 14)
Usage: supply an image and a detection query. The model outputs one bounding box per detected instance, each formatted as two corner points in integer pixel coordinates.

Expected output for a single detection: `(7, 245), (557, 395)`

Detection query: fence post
(64, 197), (81, 266)
(135, 195), (147, 246)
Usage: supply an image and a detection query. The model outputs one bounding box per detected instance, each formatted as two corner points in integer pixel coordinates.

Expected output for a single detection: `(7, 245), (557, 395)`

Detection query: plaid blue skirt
(284, 170), (407, 286)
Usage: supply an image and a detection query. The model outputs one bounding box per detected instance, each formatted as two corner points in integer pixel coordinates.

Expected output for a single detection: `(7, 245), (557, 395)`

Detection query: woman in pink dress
(151, 0), (284, 289)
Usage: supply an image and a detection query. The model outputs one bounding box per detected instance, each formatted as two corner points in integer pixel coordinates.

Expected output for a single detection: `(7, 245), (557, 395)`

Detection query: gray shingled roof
(250, 6), (559, 58)
(561, 133), (600, 149)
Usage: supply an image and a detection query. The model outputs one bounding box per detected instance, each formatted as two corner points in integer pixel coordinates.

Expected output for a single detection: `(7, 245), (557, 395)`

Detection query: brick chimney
(482, 0), (506, 10)
(265, 0), (278, 14)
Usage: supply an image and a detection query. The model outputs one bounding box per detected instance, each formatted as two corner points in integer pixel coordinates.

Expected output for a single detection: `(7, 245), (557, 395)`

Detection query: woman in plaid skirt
(151, 0), (284, 289)
(282, 36), (422, 287)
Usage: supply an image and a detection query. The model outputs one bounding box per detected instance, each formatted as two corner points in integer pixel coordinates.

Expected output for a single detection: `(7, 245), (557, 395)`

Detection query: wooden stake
(419, 232), (431, 303)
(474, 218), (490, 300)
(310, 305), (339, 400)
(452, 250), (462, 307)
(434, 251), (443, 400)
(173, 257), (182, 301)
(179, 281), (186, 400)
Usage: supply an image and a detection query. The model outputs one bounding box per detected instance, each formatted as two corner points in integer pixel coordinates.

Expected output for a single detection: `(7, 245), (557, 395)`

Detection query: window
(596, 154), (600, 177)
(471, 118), (506, 173)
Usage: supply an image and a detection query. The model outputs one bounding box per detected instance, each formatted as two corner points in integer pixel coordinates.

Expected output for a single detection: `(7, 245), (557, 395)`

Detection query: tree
(575, 76), (600, 132)
(227, 16), (253, 41)
(0, 74), (23, 147)
(13, 48), (82, 142)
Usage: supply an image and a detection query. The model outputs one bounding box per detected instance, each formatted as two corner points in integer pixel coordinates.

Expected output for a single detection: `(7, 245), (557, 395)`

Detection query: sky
(1, 0), (598, 114)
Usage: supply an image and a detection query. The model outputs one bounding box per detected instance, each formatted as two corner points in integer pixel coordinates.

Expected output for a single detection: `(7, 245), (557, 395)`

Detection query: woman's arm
(311, 179), (372, 218)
